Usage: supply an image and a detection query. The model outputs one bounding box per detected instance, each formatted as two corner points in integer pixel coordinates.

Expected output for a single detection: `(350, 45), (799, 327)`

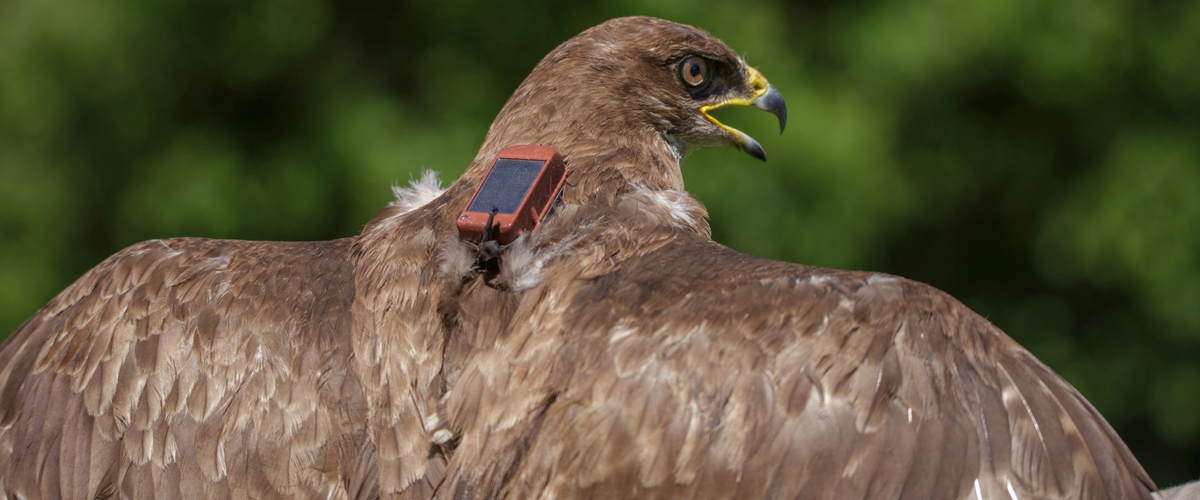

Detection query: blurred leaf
(116, 129), (248, 241)
(1039, 129), (1200, 335)
(1154, 365), (1200, 444)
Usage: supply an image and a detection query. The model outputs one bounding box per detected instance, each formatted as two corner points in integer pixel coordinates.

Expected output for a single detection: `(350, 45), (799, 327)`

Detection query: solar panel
(457, 145), (567, 246)
(466, 159), (545, 214)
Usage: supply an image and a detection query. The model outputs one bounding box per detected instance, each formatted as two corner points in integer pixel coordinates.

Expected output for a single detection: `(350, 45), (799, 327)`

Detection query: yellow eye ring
(679, 57), (709, 87)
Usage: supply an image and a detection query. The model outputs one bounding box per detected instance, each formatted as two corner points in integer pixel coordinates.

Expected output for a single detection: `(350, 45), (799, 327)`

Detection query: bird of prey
(0, 16), (1157, 500)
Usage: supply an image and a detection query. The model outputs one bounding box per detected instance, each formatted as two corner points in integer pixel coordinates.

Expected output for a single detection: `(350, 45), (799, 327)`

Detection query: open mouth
(698, 67), (787, 161)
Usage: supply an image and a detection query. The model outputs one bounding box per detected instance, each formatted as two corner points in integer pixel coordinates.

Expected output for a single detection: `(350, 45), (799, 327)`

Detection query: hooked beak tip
(752, 83), (787, 135)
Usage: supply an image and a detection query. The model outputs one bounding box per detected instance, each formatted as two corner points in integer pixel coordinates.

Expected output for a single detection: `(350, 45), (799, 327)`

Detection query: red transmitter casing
(457, 145), (567, 245)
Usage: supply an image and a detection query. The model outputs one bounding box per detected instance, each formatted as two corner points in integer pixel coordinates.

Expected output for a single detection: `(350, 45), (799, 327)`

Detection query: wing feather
(0, 236), (378, 499)
(0, 189), (1157, 499)
(435, 216), (1155, 500)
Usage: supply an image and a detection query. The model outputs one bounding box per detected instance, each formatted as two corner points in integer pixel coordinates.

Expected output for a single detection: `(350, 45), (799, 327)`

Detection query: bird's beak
(699, 67), (787, 161)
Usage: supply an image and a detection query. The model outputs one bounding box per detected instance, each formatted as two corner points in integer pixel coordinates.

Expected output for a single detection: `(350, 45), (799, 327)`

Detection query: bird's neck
(467, 131), (681, 206)
(454, 87), (687, 208)
(357, 116), (698, 242)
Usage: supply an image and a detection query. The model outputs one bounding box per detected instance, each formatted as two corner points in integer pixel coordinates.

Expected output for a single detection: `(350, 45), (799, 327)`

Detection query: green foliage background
(2, 0), (1199, 484)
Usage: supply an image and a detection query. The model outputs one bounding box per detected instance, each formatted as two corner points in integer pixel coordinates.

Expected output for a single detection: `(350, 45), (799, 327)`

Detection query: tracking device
(457, 145), (567, 245)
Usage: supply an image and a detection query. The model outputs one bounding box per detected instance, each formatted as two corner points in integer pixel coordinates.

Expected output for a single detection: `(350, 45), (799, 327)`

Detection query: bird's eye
(679, 57), (709, 87)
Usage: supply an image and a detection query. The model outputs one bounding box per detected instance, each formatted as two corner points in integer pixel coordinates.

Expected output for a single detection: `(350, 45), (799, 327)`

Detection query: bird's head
(473, 17), (786, 195)
(553, 17), (787, 162)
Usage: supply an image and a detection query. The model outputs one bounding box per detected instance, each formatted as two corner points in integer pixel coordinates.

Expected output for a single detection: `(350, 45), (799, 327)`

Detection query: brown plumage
(0, 16), (1155, 500)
